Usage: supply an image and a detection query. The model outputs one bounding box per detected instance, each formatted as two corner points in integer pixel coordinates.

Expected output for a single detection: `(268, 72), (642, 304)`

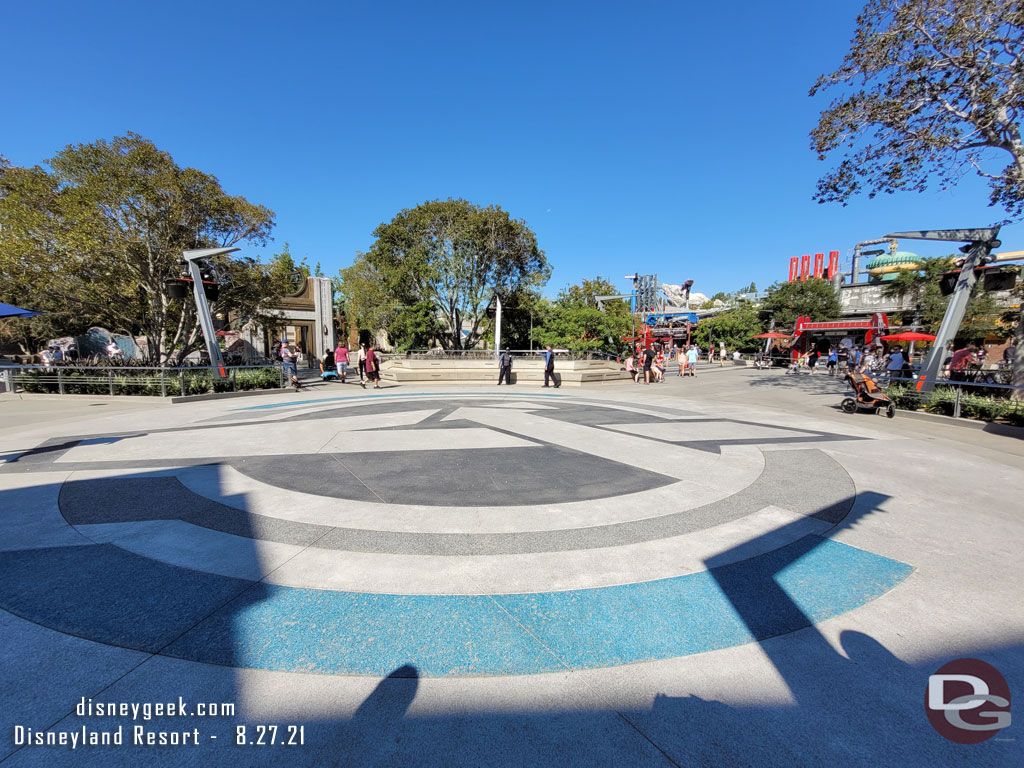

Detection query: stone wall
(380, 357), (629, 387)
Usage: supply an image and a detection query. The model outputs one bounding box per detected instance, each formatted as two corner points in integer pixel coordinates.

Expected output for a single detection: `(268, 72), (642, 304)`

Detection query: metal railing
(868, 373), (1024, 424)
(396, 348), (616, 360)
(0, 364), (284, 397)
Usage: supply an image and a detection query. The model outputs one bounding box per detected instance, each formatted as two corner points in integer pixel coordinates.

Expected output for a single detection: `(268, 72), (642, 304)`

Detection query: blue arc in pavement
(0, 537), (911, 677)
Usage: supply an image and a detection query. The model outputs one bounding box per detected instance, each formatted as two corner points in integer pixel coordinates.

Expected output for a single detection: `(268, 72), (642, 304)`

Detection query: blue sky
(4, 0), (1019, 298)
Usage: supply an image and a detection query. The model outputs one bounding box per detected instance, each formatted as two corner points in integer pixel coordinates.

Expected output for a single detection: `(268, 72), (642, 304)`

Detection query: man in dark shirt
(497, 350), (513, 385)
(642, 346), (656, 384)
(539, 346), (558, 388)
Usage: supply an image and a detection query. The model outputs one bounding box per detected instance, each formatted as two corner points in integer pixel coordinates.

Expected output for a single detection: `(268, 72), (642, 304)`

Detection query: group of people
(38, 344), (67, 368)
(495, 346), (561, 387)
(625, 343), (712, 384)
(788, 343), (913, 379)
(275, 340), (382, 390)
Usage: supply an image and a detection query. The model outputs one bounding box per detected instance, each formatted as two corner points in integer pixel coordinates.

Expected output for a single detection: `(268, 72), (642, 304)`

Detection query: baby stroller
(841, 372), (896, 418)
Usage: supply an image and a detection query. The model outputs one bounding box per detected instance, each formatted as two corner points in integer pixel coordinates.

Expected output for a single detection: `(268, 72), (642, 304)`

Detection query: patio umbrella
(0, 302), (43, 318)
(751, 331), (792, 339)
(879, 331), (936, 342)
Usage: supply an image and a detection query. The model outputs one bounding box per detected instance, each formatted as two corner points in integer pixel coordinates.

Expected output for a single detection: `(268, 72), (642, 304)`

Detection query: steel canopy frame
(883, 228), (1001, 393)
(183, 247), (238, 378)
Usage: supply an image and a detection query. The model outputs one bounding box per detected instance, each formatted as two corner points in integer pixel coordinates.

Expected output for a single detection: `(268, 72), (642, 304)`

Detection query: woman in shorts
(364, 344), (381, 389)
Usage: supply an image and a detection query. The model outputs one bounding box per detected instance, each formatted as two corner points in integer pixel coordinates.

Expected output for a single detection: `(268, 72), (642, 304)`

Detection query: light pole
(625, 273), (638, 351)
(493, 293), (503, 357)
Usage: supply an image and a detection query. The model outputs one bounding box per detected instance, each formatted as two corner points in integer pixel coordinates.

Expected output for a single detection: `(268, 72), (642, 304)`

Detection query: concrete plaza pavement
(0, 363), (1021, 766)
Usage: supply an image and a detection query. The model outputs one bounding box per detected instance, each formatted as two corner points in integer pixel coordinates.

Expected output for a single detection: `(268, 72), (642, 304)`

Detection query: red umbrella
(751, 332), (792, 339)
(879, 331), (936, 342)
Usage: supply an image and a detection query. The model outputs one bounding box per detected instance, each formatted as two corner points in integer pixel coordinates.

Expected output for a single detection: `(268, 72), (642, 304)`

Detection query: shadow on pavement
(0, 451), (1019, 767)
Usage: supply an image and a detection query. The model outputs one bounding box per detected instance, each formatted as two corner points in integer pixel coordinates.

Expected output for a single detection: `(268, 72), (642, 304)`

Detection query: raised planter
(380, 357), (629, 387)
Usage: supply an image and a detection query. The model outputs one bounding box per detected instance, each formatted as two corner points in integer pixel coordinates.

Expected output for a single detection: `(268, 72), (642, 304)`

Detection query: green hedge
(883, 383), (1024, 426)
(17, 367), (282, 397)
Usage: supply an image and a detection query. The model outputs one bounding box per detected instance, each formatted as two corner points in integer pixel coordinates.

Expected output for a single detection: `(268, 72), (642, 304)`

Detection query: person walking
(641, 346), (655, 384)
(539, 345), (559, 387)
(335, 341), (349, 383)
(280, 342), (301, 389)
(826, 346), (838, 376)
(497, 349), (513, 385)
(357, 343), (367, 386)
(677, 345), (686, 376)
(837, 345), (849, 374)
(719, 341), (726, 368)
(365, 344), (381, 389)
(685, 345), (698, 377)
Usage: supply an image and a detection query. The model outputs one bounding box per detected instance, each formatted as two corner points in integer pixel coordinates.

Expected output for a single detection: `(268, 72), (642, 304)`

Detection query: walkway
(1, 365), (1020, 766)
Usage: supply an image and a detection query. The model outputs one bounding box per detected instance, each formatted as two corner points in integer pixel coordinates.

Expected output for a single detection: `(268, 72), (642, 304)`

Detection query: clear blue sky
(4, 0), (1020, 298)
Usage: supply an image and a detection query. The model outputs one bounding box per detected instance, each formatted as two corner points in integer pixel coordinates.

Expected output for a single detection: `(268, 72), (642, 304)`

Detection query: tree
(761, 279), (844, 330)
(344, 199), (549, 350)
(810, 1), (1024, 219)
(336, 252), (396, 346)
(0, 134), (276, 362)
(265, 243), (310, 294)
(691, 305), (764, 353)
(532, 277), (632, 355)
(884, 255), (1010, 341)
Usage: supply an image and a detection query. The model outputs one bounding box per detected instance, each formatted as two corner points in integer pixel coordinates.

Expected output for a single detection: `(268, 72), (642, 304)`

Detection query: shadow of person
(339, 665), (420, 766)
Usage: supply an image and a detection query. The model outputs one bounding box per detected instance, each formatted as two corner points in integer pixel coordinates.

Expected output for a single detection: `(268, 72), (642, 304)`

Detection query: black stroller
(841, 372), (896, 418)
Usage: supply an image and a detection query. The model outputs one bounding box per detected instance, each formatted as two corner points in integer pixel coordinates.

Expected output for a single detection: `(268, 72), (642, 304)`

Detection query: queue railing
(0, 364), (285, 397)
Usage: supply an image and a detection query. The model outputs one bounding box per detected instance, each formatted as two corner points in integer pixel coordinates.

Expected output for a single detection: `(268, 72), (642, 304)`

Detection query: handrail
(872, 374), (1024, 393)
(1, 363), (285, 397)
(0, 363), (279, 373)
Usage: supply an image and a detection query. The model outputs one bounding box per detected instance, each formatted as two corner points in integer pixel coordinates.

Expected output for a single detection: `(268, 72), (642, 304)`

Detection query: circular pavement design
(0, 393), (914, 677)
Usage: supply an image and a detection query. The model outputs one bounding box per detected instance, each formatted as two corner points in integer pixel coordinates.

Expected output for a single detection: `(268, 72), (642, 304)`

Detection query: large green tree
(532, 277), (631, 354)
(810, 0), (1024, 218)
(761, 278), (844, 331)
(691, 305), (765, 353)
(0, 135), (276, 362)
(342, 199), (549, 350)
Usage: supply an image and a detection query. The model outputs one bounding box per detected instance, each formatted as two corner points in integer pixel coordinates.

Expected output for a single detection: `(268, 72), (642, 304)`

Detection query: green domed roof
(865, 251), (919, 269)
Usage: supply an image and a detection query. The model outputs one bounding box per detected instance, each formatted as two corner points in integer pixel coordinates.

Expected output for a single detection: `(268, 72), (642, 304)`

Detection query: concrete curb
(897, 407), (1024, 438)
(0, 392), (171, 404)
(169, 387), (291, 404)
(0, 388), (292, 405)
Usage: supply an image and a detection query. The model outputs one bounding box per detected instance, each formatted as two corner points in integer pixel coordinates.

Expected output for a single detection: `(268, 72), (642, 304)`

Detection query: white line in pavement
(442, 406), (723, 481)
(71, 504), (830, 594)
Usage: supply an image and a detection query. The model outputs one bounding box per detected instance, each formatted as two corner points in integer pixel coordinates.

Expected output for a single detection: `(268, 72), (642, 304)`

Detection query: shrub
(924, 388), (956, 416)
(885, 384), (922, 411)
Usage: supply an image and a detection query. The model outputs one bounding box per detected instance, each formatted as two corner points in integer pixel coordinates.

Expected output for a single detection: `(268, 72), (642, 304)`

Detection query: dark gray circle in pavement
(57, 449), (855, 556)
(229, 398), (683, 506)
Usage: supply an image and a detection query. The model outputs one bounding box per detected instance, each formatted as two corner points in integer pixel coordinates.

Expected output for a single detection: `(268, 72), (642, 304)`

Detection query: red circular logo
(925, 658), (1011, 743)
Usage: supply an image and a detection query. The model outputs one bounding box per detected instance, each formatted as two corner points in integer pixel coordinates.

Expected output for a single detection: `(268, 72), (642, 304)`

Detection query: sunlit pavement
(1, 368), (1021, 766)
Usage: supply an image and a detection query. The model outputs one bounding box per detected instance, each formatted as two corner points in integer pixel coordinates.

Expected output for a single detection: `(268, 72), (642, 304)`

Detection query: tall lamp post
(625, 273), (638, 350)
(183, 247), (238, 378)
